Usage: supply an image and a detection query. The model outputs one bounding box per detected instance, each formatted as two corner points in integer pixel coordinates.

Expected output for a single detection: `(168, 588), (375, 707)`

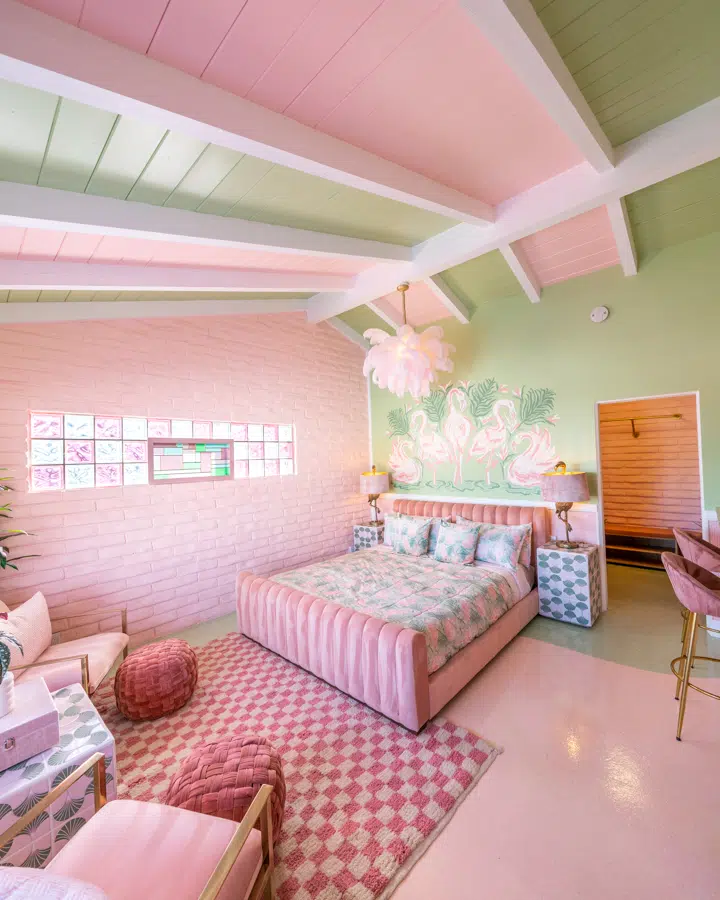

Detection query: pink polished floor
(394, 636), (720, 900)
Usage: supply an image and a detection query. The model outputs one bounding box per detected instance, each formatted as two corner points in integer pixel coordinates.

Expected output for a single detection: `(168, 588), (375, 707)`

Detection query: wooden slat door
(598, 395), (701, 533)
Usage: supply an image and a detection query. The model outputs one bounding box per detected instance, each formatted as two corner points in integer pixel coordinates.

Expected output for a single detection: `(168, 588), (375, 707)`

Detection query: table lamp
(540, 461), (590, 549)
(360, 466), (390, 524)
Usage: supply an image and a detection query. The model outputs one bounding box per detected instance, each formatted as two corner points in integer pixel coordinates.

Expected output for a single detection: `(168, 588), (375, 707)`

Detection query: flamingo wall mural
(386, 380), (560, 495)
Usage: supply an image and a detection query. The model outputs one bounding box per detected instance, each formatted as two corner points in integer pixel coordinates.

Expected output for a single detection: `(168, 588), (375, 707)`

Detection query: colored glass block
(263, 425), (279, 442)
(96, 441), (122, 463)
(64, 414), (93, 439)
(234, 442), (249, 460)
(247, 424), (263, 442)
(95, 417), (121, 439)
(122, 417), (147, 440)
(30, 413), (63, 439)
(231, 424), (248, 440)
(249, 442), (264, 460)
(148, 419), (171, 438)
(66, 465), (95, 489)
(31, 465), (63, 491)
(279, 458), (294, 476)
(264, 459), (280, 476)
(96, 463), (122, 487)
(193, 421), (211, 438)
(278, 425), (293, 442)
(264, 442), (279, 459)
(65, 440), (94, 464)
(213, 422), (231, 438)
(123, 441), (147, 463)
(123, 463), (148, 485)
(31, 440), (63, 465)
(171, 420), (193, 438)
(248, 460), (264, 478)
(279, 442), (293, 459)
(235, 460), (249, 478)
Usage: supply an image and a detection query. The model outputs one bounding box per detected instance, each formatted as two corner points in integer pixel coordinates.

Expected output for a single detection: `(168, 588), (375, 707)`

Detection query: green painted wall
(370, 231), (720, 512)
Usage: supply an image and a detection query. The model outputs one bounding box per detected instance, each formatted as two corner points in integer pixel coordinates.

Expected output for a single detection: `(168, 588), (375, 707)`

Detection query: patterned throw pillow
(393, 516), (433, 557)
(399, 516), (450, 554)
(470, 521), (533, 569)
(433, 520), (482, 565)
(383, 512), (404, 546)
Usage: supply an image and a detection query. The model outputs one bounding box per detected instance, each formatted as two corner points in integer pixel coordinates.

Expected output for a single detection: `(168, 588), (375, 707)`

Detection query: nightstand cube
(353, 522), (385, 551)
(537, 543), (602, 627)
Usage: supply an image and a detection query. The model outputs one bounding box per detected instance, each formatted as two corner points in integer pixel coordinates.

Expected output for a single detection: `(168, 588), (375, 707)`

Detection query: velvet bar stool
(661, 552), (720, 740)
(672, 529), (720, 647)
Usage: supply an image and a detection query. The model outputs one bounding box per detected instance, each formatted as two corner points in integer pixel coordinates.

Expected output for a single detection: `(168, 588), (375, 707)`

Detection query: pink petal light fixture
(363, 283), (455, 399)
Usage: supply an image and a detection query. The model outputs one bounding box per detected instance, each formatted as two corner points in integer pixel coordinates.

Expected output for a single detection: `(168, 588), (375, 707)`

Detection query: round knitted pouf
(164, 735), (286, 841)
(115, 638), (198, 721)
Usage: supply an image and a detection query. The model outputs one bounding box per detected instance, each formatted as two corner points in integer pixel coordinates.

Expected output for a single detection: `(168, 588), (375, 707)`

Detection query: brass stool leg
(677, 612), (698, 741)
(676, 614), (692, 700)
(680, 608), (688, 646)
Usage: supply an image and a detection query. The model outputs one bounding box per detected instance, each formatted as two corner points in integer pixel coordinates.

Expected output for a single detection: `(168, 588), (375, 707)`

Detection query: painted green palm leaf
(422, 389), (448, 425)
(468, 379), (499, 424)
(518, 386), (556, 426)
(387, 407), (410, 436)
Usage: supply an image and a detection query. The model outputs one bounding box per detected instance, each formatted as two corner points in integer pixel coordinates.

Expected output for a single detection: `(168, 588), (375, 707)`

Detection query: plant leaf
(467, 378), (499, 424)
(518, 386), (556, 426)
(387, 407), (410, 436)
(421, 389), (448, 425)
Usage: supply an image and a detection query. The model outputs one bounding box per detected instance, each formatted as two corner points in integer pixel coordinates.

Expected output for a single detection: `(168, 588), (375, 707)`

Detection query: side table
(537, 542), (602, 627)
(353, 522), (385, 551)
(0, 682), (116, 868)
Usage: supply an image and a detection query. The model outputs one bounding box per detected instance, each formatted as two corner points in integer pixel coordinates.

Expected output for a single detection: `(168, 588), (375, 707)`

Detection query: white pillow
(2, 591), (53, 668)
(0, 868), (108, 899)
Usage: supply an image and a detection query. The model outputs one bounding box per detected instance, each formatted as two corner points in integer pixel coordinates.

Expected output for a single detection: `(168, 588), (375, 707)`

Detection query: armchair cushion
(3, 591), (52, 668)
(47, 799), (263, 900)
(0, 867), (108, 899)
(15, 632), (129, 694)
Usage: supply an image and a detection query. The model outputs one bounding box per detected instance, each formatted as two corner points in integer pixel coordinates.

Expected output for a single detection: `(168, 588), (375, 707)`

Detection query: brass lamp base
(554, 501), (579, 549)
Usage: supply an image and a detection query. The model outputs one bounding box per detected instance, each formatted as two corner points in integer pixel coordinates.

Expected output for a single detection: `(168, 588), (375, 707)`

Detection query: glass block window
(29, 413), (295, 491)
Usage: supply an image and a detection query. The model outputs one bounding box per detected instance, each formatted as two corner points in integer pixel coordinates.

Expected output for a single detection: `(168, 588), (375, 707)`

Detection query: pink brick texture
(0, 313), (368, 646)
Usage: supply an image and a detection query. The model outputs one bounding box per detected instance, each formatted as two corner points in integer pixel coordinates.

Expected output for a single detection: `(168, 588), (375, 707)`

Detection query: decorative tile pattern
(29, 412), (295, 491)
(150, 441), (232, 482)
(353, 522), (385, 550)
(0, 684), (116, 869)
(537, 543), (602, 627)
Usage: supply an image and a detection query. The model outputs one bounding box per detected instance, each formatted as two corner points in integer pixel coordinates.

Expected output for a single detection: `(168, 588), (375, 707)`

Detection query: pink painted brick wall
(0, 313), (368, 646)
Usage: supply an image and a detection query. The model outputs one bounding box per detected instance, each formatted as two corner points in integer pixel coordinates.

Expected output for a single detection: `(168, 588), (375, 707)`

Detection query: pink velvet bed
(236, 501), (549, 731)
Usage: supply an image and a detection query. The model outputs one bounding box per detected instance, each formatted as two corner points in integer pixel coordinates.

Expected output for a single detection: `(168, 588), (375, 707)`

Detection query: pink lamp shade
(360, 470), (390, 495)
(540, 468), (589, 503)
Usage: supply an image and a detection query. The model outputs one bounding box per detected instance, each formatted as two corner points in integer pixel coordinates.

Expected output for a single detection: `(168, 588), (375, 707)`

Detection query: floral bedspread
(270, 547), (524, 674)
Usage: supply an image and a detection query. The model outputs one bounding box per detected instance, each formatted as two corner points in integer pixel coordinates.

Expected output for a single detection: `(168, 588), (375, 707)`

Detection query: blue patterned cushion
(433, 521), (482, 566)
(393, 516), (432, 557)
(383, 512), (404, 546)
(399, 516), (450, 554)
(473, 522), (532, 569)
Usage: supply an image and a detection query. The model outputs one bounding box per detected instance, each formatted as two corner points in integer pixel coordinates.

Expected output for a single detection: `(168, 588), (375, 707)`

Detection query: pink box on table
(0, 678), (60, 772)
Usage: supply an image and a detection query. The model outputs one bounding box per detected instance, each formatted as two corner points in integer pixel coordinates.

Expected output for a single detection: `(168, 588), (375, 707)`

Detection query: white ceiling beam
(326, 318), (370, 350)
(366, 301), (402, 329)
(0, 298), (308, 324)
(0, 0), (494, 226)
(606, 198), (638, 276)
(459, 0), (614, 173)
(0, 182), (411, 263)
(423, 274), (471, 323)
(0, 260), (353, 292)
(499, 244), (542, 302)
(307, 96), (720, 321)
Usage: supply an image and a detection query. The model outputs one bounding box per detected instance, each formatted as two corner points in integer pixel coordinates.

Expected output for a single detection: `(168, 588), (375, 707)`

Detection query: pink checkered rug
(93, 633), (500, 899)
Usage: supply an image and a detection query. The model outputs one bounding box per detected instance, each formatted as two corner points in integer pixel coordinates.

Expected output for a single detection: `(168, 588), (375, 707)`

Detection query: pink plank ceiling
(22, 0), (584, 206)
(373, 281), (450, 327)
(515, 207), (621, 287)
(0, 226), (375, 275)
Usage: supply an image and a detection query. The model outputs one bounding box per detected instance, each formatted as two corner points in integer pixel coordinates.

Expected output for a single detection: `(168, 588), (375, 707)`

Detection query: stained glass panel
(122, 417), (147, 440)
(264, 459), (280, 476)
(31, 465), (63, 491)
(66, 464), (94, 489)
(64, 415), (93, 439)
(95, 417), (121, 439)
(231, 424), (248, 440)
(31, 440), (63, 465)
(123, 441), (147, 463)
(150, 441), (232, 482)
(123, 463), (148, 485)
(249, 443), (264, 460)
(96, 463), (122, 487)
(279, 442), (293, 459)
(148, 419), (171, 438)
(263, 425), (279, 442)
(96, 441), (122, 463)
(193, 421), (211, 439)
(65, 441), (94, 464)
(30, 413), (63, 439)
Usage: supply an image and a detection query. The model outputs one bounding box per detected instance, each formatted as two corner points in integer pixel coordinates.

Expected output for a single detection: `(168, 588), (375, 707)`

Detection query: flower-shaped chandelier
(362, 282), (455, 400)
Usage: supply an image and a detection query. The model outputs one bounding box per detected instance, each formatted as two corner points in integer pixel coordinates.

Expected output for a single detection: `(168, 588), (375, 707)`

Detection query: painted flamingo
(388, 435), (423, 485)
(506, 426), (559, 487)
(442, 388), (472, 486)
(409, 410), (451, 485)
(468, 399), (519, 485)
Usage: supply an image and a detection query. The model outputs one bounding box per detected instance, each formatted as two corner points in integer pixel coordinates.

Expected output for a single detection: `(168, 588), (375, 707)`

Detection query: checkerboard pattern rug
(93, 633), (500, 899)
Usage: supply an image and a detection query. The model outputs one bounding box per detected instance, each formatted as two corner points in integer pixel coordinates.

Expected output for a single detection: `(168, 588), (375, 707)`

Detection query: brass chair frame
(671, 611), (720, 741)
(0, 752), (275, 900)
(10, 607), (128, 696)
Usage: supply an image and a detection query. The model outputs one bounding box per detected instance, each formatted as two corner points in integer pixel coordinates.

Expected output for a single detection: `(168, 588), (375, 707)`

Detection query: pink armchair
(0, 753), (276, 900)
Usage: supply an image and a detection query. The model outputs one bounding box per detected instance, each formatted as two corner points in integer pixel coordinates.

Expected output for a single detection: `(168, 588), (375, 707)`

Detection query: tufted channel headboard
(392, 500), (550, 567)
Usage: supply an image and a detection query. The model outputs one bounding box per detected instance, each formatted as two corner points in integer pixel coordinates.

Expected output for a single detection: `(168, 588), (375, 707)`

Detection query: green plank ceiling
(625, 156), (720, 262)
(530, 0), (720, 145)
(440, 250), (524, 313)
(0, 291), (314, 303)
(336, 305), (390, 336)
(0, 79), (453, 246)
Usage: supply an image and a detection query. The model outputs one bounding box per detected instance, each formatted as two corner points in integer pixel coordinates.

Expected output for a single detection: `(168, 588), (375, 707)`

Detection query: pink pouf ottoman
(164, 735), (286, 841)
(115, 638), (198, 721)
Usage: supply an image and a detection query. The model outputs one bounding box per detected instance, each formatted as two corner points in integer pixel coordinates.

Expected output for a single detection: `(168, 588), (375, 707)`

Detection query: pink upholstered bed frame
(236, 501), (550, 731)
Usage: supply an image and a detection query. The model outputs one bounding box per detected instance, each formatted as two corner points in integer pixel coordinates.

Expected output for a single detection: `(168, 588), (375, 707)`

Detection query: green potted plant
(1, 470), (36, 572)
